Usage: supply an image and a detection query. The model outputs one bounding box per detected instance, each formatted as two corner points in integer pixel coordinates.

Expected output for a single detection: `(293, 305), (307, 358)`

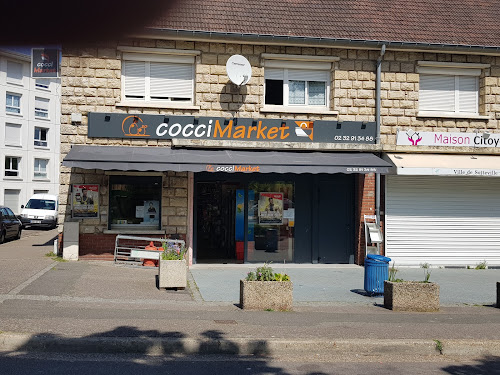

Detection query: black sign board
(31, 48), (59, 78)
(87, 113), (376, 144)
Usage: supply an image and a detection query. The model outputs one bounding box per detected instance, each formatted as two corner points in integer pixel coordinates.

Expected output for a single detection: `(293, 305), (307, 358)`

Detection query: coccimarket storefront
(62, 113), (393, 264)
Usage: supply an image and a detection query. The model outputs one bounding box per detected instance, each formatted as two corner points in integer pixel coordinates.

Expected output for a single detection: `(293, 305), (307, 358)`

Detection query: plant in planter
(384, 262), (440, 312)
(158, 241), (187, 290)
(240, 263), (293, 311)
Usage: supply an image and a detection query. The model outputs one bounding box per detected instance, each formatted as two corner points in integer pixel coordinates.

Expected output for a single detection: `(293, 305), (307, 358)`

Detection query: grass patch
(433, 339), (443, 355)
(45, 252), (67, 262)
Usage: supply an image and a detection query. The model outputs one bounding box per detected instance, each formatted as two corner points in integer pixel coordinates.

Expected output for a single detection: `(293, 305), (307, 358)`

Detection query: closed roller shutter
(386, 176), (500, 266)
(4, 189), (20, 215)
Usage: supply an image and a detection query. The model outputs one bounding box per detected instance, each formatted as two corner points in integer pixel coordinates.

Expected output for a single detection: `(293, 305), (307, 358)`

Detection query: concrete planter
(158, 259), (187, 289)
(384, 281), (440, 312)
(240, 280), (293, 311)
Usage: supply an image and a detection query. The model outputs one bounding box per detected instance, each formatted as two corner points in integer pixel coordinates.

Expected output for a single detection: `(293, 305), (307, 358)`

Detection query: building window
(6, 93), (21, 114)
(416, 62), (489, 117)
(35, 79), (50, 89)
(34, 97), (50, 118)
(5, 123), (22, 147)
(3, 190), (20, 214)
(7, 61), (23, 83)
(419, 74), (478, 115)
(34, 127), (48, 147)
(5, 156), (20, 177)
(34, 158), (48, 179)
(109, 175), (162, 230)
(122, 53), (194, 103)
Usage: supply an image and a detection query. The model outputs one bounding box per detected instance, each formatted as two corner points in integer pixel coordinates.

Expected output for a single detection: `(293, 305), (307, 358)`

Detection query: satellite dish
(226, 55), (252, 86)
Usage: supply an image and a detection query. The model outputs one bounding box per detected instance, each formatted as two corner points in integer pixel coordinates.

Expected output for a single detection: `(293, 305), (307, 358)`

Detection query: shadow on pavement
(31, 235), (58, 247)
(442, 355), (500, 374)
(0, 326), (333, 375)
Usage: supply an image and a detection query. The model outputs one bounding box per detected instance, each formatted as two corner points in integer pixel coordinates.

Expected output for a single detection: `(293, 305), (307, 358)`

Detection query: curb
(2, 333), (500, 358)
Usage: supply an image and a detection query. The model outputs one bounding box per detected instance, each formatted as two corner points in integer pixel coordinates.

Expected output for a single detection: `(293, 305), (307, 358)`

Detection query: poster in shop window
(258, 193), (283, 225)
(144, 200), (159, 225)
(72, 184), (99, 218)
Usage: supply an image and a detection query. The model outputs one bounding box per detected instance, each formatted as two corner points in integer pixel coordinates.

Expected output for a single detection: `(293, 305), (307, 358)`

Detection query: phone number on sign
(334, 135), (374, 142)
(346, 167), (378, 172)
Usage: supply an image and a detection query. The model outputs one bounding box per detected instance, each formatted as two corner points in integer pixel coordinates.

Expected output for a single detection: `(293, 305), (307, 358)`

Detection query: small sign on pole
(31, 48), (59, 78)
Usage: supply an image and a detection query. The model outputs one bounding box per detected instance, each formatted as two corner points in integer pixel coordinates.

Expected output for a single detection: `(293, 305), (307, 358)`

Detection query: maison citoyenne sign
(87, 113), (377, 144)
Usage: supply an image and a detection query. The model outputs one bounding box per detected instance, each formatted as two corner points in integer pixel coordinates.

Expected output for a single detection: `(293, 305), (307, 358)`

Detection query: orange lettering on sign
(256, 121), (267, 139)
(214, 120), (233, 138)
(280, 126), (290, 139)
(233, 126), (246, 139)
(247, 125), (257, 138)
(267, 127), (279, 139)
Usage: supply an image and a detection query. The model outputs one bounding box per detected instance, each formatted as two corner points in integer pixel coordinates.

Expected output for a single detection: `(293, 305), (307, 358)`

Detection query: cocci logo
(206, 165), (214, 172)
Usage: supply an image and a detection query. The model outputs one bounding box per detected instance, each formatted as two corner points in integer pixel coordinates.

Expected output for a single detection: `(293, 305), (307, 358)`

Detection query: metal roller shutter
(386, 176), (500, 266)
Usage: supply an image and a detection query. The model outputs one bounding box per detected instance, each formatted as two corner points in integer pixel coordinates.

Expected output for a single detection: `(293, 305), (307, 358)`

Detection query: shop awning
(384, 153), (500, 177)
(62, 145), (393, 174)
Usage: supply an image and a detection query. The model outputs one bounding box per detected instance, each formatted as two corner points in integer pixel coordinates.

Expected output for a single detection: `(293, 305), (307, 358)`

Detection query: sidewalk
(0, 230), (499, 360)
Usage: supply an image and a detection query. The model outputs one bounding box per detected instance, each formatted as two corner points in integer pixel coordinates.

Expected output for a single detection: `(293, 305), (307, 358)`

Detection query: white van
(19, 194), (58, 229)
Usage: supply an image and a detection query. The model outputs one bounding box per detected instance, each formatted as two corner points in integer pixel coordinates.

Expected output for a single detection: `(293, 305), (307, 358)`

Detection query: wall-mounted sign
(31, 48), (59, 78)
(88, 113), (377, 144)
(397, 130), (498, 148)
(71, 184), (99, 218)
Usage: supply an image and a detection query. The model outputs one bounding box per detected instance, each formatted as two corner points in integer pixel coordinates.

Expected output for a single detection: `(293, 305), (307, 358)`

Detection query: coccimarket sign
(87, 113), (377, 144)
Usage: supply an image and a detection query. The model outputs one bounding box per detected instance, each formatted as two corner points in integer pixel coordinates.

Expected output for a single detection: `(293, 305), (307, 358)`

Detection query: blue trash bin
(364, 254), (392, 295)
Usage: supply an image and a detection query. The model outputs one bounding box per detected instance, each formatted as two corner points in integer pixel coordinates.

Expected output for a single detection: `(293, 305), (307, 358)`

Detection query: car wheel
(16, 228), (22, 240)
(0, 230), (5, 244)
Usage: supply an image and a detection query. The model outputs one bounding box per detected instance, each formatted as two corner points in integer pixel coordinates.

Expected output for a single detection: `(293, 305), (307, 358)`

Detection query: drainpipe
(375, 44), (386, 226)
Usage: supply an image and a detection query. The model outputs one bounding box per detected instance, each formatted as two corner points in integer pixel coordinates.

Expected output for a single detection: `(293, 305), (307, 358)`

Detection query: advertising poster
(72, 185), (99, 218)
(144, 200), (160, 225)
(235, 189), (245, 241)
(258, 192), (283, 225)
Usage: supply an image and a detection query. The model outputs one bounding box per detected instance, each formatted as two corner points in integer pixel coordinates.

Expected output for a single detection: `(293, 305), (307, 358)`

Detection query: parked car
(0, 206), (22, 243)
(19, 194), (59, 229)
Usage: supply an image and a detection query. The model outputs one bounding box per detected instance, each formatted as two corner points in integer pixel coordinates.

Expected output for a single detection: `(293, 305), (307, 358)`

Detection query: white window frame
(262, 55), (338, 114)
(34, 96), (50, 119)
(5, 156), (20, 177)
(6, 93), (22, 115)
(34, 126), (48, 147)
(34, 158), (49, 179)
(120, 49), (197, 106)
(417, 61), (490, 119)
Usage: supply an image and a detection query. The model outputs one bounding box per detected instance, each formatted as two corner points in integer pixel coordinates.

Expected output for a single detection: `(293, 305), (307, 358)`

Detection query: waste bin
(364, 254), (391, 295)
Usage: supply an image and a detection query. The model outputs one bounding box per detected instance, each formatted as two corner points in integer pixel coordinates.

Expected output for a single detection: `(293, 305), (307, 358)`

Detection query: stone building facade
(58, 35), (500, 265)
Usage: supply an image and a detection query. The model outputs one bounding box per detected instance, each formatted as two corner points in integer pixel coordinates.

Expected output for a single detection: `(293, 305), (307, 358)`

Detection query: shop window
(34, 127), (48, 147)
(34, 158), (48, 179)
(109, 175), (162, 230)
(34, 97), (50, 118)
(6, 93), (21, 114)
(122, 53), (194, 104)
(5, 156), (20, 177)
(264, 67), (329, 108)
(247, 181), (295, 263)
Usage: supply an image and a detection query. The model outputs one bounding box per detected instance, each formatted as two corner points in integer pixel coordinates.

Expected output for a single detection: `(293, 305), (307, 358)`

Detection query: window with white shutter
(5, 123), (22, 147)
(34, 97), (50, 118)
(4, 189), (20, 214)
(122, 53), (194, 103)
(417, 62), (484, 116)
(7, 61), (23, 83)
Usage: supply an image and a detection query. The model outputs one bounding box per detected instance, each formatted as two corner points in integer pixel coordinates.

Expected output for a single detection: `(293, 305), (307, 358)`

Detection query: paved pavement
(0, 229), (499, 362)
